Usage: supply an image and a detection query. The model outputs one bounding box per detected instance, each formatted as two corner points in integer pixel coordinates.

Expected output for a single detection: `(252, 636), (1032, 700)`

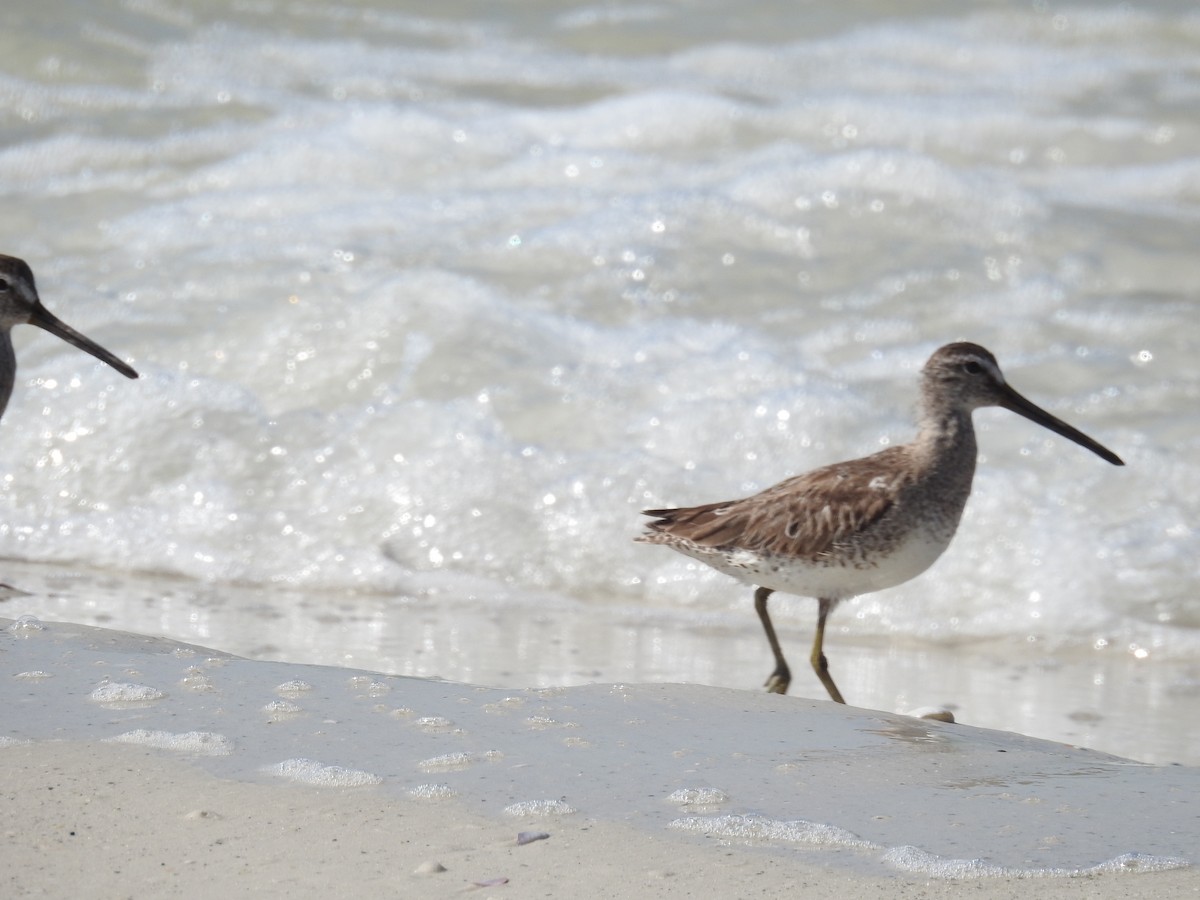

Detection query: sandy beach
(4, 740), (1196, 900)
(3, 615), (1196, 898)
(1, 1), (1197, 897)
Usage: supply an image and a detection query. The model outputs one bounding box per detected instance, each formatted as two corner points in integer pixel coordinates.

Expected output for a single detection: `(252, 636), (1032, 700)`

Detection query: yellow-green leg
(755, 588), (846, 703)
(811, 596), (846, 704)
(754, 587), (791, 694)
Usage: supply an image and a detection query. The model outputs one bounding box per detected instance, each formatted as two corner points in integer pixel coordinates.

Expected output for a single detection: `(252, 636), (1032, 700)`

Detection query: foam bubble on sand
(503, 799), (578, 817)
(669, 814), (878, 850)
(0, 736), (31, 748)
(179, 667), (215, 691)
(666, 788), (730, 810)
(90, 682), (166, 705)
(347, 677), (392, 698)
(262, 699), (304, 720)
(414, 716), (457, 733)
(525, 715), (578, 730)
(106, 729), (234, 756)
(267, 758), (383, 787)
(1086, 854), (1192, 875)
(408, 783), (459, 801)
(6, 615), (45, 635)
(482, 697), (526, 715)
(882, 846), (1191, 878)
(274, 680), (313, 695)
(417, 750), (502, 772)
(417, 751), (472, 772)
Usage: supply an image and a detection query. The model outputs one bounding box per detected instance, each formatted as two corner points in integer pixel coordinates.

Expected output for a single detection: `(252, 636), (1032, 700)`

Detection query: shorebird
(0, 254), (138, 417)
(636, 342), (1123, 704)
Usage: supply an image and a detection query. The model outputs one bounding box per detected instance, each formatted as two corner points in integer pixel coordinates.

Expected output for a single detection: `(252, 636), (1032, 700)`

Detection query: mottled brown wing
(642, 446), (913, 560)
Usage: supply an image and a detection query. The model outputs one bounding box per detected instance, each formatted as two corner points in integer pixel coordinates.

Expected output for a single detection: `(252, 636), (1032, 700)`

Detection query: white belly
(682, 525), (953, 601)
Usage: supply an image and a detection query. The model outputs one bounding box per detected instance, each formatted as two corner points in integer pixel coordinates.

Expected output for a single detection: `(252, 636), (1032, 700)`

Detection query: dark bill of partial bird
(29, 302), (139, 380)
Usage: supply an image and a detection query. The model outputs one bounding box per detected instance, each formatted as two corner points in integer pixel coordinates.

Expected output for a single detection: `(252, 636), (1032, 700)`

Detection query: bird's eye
(0, 279), (8, 292)
(963, 361), (983, 375)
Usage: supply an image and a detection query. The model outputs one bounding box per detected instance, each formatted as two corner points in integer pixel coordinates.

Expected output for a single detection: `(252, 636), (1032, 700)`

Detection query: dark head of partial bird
(0, 254), (139, 418)
(0, 254), (139, 380)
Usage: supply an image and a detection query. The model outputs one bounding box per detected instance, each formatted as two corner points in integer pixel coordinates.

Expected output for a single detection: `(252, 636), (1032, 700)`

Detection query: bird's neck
(0, 331), (14, 420)
(913, 404), (978, 476)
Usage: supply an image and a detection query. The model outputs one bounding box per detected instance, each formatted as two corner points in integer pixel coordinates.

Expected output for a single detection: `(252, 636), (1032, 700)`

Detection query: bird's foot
(763, 668), (790, 695)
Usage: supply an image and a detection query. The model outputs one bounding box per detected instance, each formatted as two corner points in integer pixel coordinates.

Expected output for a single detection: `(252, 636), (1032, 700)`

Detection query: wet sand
(2, 616), (1196, 897)
(3, 739), (1195, 900)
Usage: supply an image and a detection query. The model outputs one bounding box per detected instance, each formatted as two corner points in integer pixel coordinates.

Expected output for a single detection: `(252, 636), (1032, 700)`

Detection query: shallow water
(0, 2), (1197, 762)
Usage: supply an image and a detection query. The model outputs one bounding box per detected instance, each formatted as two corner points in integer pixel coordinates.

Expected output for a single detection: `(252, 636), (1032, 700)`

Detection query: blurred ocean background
(0, 0), (1197, 764)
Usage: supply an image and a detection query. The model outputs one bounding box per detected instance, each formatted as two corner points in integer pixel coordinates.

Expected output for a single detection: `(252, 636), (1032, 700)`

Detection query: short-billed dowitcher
(0, 255), (138, 416)
(637, 342), (1122, 704)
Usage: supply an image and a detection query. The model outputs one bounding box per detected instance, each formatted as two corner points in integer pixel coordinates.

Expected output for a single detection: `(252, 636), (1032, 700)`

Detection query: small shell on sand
(184, 809), (223, 821)
(908, 706), (956, 723)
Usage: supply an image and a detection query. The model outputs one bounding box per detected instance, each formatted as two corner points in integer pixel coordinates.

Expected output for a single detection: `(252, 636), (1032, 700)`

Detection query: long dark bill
(29, 302), (139, 380)
(998, 383), (1123, 466)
